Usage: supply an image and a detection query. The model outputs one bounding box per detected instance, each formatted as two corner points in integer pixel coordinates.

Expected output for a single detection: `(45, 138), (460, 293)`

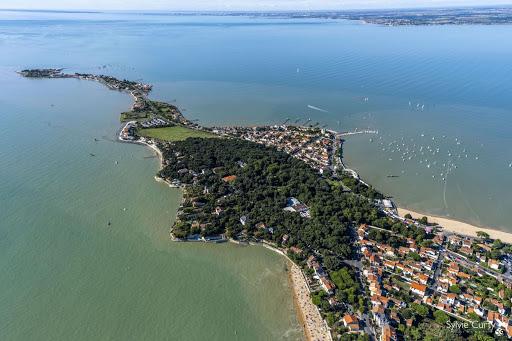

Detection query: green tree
(449, 285), (462, 294)
(433, 310), (449, 325)
(411, 303), (429, 318)
(476, 231), (490, 240)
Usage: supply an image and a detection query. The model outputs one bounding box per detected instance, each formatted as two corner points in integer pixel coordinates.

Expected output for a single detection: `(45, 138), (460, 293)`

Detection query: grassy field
(138, 126), (217, 141)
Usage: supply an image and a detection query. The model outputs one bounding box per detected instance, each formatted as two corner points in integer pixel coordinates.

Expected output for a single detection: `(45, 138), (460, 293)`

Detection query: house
(342, 314), (361, 333)
(411, 262), (423, 272)
(320, 277), (335, 295)
(473, 296), (483, 306)
(287, 197), (300, 206)
(417, 273), (429, 285)
(384, 260), (396, 270)
(462, 238), (473, 248)
(382, 199), (394, 209)
(328, 296), (339, 307)
(446, 293), (457, 305)
(460, 246), (473, 255)
(488, 259), (501, 270)
(478, 243), (492, 252)
(437, 282), (449, 293)
(447, 235), (462, 245)
(433, 234), (445, 245)
(306, 255), (318, 269)
(278, 234), (288, 245)
(371, 294), (390, 308)
(496, 302), (507, 315)
(474, 307), (486, 317)
(420, 247), (437, 259)
(239, 216), (247, 226)
(448, 262), (459, 274)
(222, 175), (237, 182)
(423, 259), (434, 271)
(289, 246), (303, 255)
(398, 246), (410, 256)
(410, 282), (427, 297)
(457, 271), (471, 280)
(381, 324), (396, 341)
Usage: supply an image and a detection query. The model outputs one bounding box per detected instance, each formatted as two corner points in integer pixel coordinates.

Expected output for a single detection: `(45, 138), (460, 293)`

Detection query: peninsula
(20, 69), (512, 341)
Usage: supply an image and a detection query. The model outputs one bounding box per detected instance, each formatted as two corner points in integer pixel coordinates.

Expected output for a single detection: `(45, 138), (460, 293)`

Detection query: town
(213, 125), (340, 173)
(351, 221), (512, 340)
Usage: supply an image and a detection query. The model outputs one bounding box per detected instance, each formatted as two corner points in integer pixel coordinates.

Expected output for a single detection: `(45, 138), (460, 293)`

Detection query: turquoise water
(0, 68), (302, 340)
(1, 9), (512, 339)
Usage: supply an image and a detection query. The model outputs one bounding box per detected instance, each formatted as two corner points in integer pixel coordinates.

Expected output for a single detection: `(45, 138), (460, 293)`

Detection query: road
(444, 248), (511, 282)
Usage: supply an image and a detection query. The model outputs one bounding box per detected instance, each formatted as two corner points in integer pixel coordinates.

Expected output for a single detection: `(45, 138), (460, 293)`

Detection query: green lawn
(138, 126), (217, 141)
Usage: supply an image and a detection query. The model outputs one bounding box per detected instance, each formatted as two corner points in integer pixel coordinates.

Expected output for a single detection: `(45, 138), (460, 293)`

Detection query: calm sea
(1, 9), (511, 340)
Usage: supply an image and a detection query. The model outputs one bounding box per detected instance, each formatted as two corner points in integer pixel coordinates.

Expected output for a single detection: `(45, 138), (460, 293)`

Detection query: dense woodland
(158, 138), (425, 262)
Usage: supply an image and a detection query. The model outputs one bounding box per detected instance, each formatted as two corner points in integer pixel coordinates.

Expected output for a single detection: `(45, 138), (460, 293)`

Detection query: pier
(337, 129), (378, 137)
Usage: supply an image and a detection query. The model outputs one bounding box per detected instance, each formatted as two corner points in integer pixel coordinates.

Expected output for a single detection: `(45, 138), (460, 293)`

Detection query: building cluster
(446, 234), (506, 270)
(283, 197), (311, 218)
(74, 73), (152, 94)
(119, 122), (137, 141)
(306, 256), (338, 302)
(213, 125), (338, 172)
(140, 117), (170, 128)
(357, 224), (512, 339)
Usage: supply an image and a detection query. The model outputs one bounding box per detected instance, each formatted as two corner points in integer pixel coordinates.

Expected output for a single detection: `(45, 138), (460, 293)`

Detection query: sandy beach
(398, 208), (512, 244)
(259, 244), (331, 341)
(288, 260), (331, 341)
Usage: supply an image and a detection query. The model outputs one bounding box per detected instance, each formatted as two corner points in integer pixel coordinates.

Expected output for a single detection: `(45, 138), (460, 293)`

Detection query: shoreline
(397, 207), (512, 243)
(118, 121), (183, 189)
(287, 258), (331, 341)
(260, 244), (331, 341)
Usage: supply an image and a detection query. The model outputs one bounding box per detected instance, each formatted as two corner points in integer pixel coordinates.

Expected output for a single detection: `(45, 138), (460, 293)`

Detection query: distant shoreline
(397, 207), (512, 243)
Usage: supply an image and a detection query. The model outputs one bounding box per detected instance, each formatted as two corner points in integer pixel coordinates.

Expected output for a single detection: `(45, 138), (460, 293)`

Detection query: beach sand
(260, 244), (330, 341)
(287, 260), (331, 341)
(398, 208), (512, 244)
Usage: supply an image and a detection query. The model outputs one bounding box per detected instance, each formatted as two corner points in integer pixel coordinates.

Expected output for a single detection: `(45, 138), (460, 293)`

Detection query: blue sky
(2, 0), (512, 11)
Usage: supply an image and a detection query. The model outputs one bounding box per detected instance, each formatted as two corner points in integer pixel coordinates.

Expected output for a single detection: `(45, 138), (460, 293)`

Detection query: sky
(1, 0), (512, 11)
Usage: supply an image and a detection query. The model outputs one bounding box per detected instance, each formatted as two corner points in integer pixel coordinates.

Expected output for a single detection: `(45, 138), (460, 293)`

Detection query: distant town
(173, 7), (512, 26)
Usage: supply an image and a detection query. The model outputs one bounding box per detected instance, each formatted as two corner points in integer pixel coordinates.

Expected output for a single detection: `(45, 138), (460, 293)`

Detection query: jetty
(337, 129), (378, 137)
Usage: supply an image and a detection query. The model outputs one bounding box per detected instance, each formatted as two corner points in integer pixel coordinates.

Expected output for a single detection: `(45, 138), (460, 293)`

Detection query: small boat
(107, 221), (111, 227)
(387, 175), (399, 178)
(89, 153), (96, 157)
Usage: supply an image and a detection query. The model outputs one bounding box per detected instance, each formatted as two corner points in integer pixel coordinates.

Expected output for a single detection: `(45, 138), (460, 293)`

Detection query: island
(20, 69), (512, 341)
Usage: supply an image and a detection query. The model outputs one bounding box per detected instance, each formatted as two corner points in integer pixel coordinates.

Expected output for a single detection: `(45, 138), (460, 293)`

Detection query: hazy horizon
(2, 0), (512, 11)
